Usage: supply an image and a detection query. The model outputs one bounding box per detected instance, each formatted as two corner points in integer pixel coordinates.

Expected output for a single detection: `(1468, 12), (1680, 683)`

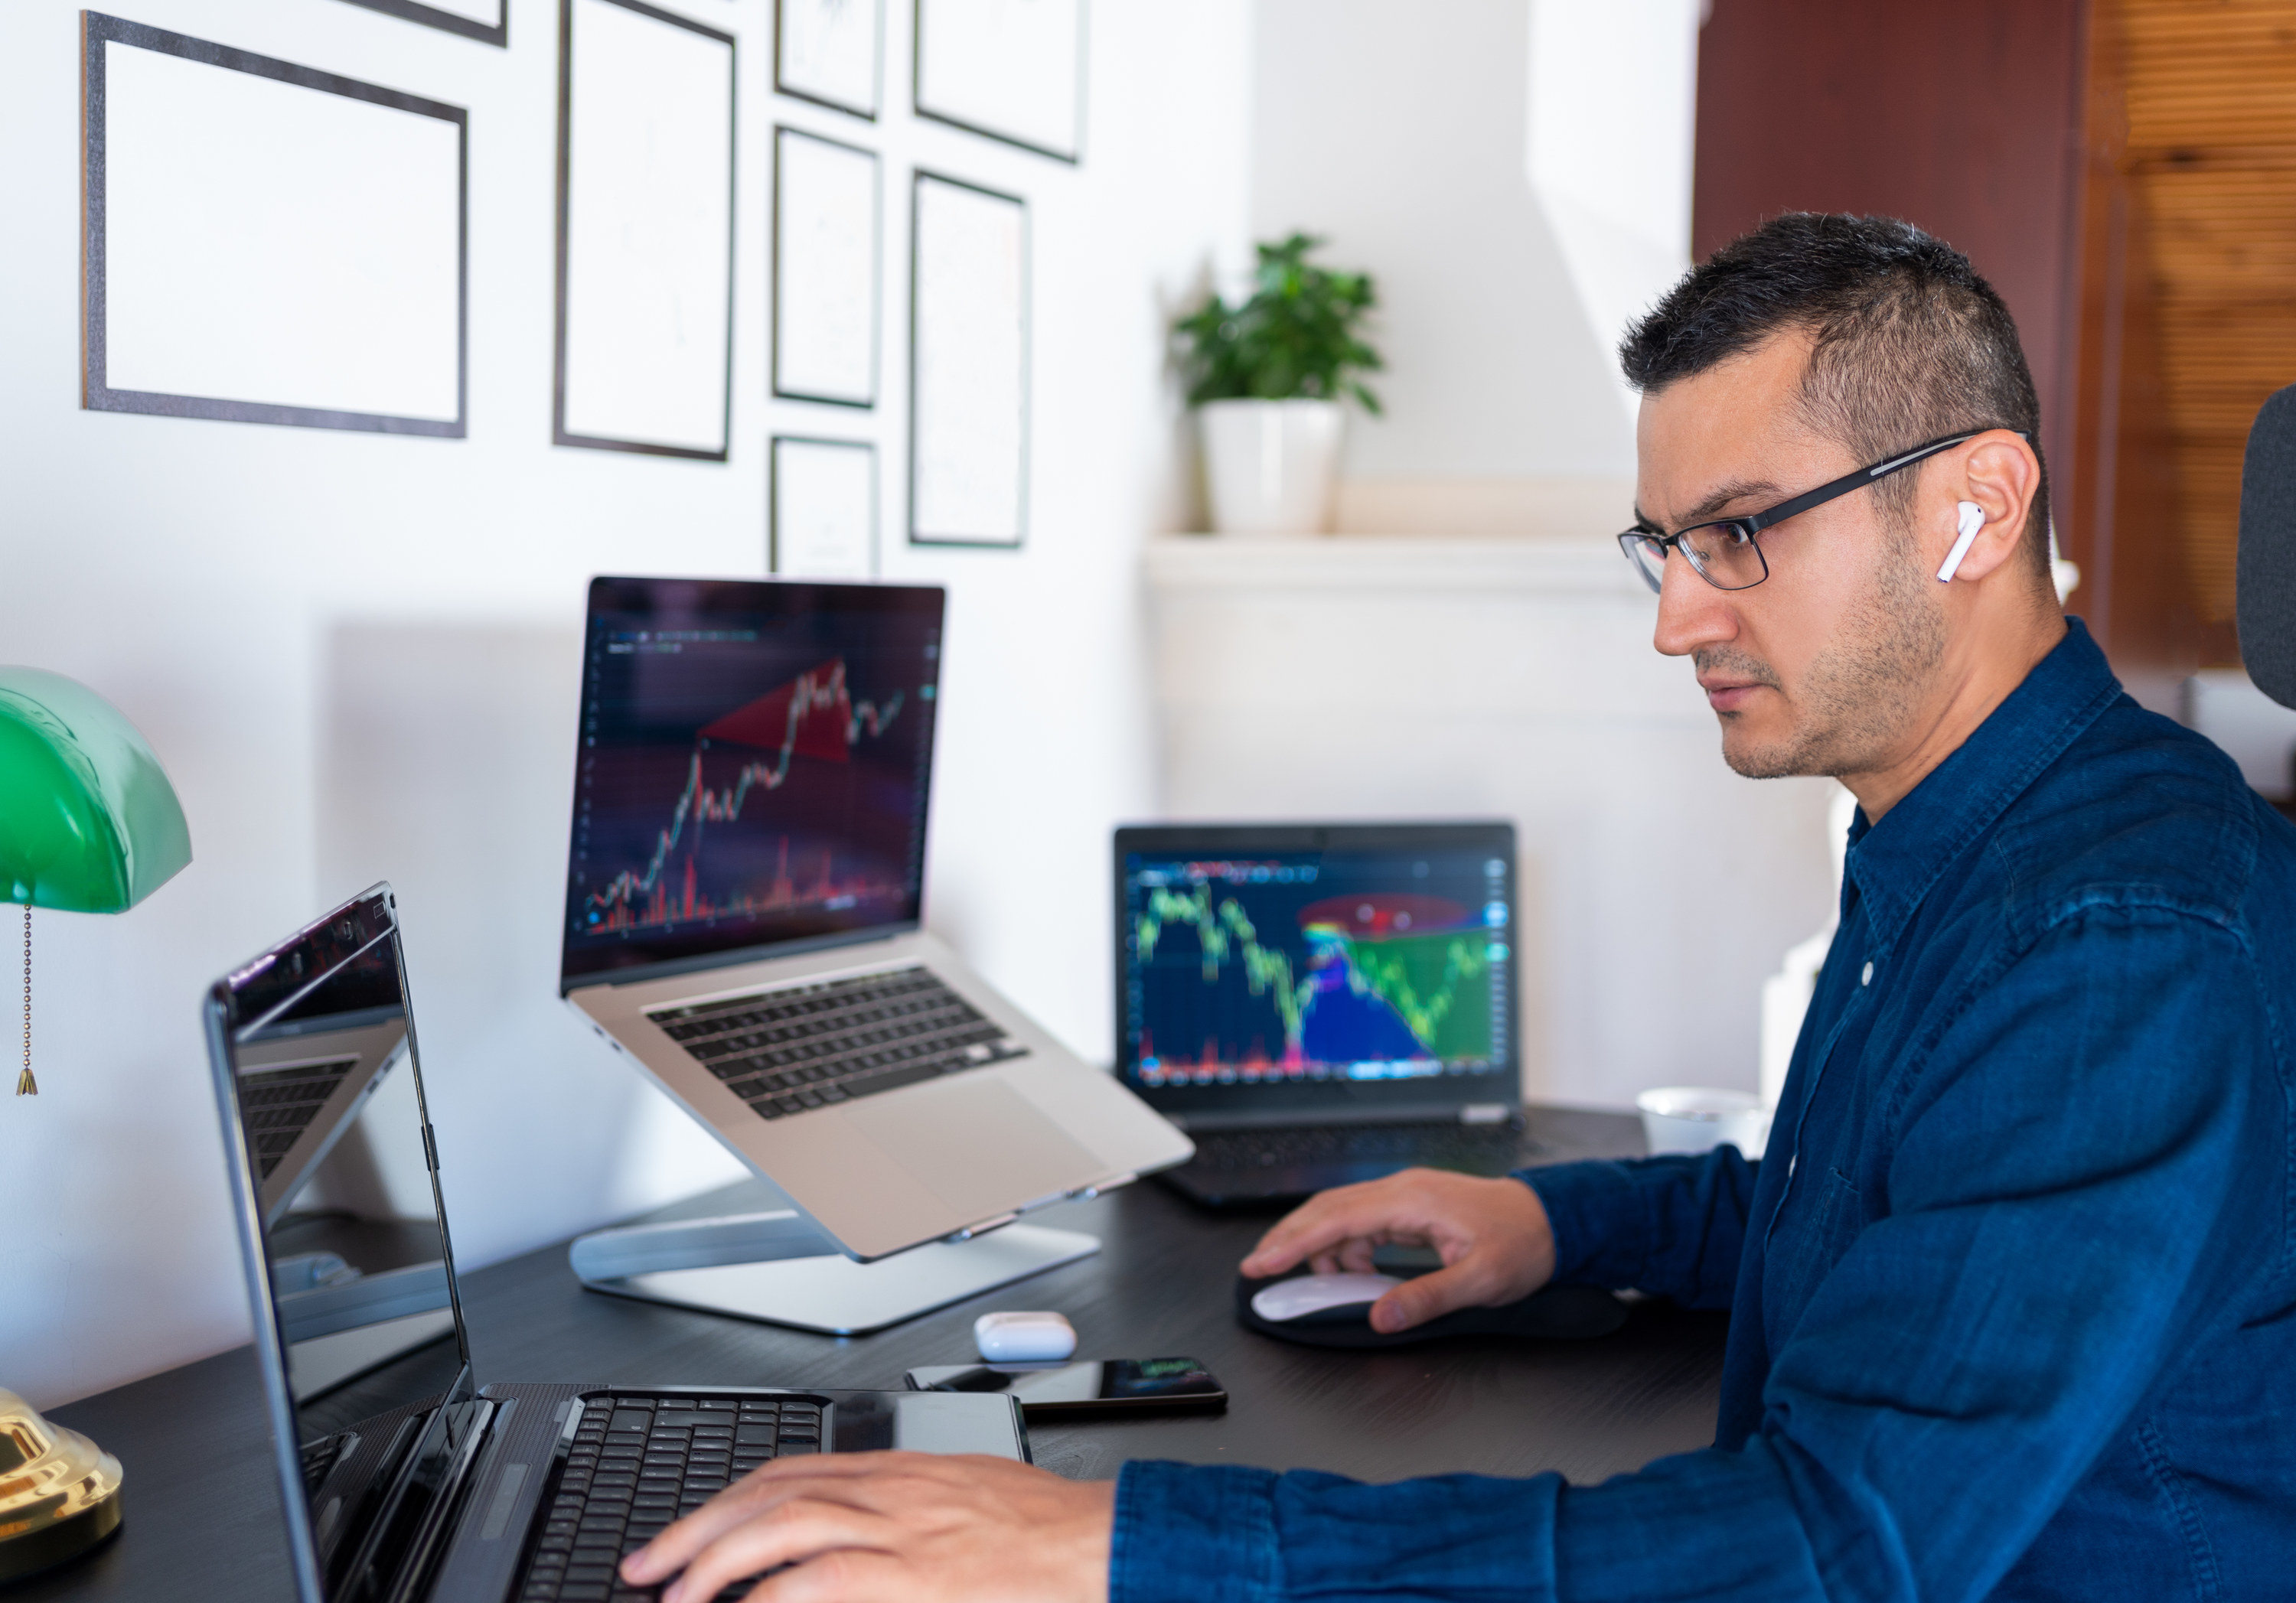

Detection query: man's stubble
(1700, 523), (1947, 782)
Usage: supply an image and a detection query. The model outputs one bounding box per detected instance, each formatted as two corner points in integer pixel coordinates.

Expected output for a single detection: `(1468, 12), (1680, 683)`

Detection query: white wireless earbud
(1936, 501), (1986, 582)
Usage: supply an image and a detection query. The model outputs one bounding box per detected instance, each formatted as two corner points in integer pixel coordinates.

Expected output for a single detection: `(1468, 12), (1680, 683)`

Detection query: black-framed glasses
(1617, 430), (2028, 594)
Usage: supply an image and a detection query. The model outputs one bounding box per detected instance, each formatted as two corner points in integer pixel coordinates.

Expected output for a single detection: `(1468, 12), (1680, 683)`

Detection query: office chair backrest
(2240, 385), (2296, 710)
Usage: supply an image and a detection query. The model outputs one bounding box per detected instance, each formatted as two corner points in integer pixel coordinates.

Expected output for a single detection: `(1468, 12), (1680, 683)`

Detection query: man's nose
(1651, 552), (1740, 660)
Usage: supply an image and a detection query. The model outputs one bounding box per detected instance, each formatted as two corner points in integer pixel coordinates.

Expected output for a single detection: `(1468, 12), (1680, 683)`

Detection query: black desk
(29, 1106), (1726, 1601)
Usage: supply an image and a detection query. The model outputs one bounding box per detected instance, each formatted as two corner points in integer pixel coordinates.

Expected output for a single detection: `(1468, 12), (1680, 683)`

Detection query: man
(621, 215), (2296, 1601)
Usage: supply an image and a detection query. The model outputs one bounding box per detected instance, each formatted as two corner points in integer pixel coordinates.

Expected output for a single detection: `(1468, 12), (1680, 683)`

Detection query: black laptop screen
(1115, 824), (1516, 1113)
(207, 891), (481, 1595)
(562, 577), (944, 986)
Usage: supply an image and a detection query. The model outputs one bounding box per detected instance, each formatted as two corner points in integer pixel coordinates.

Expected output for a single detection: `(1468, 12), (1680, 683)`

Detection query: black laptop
(1114, 822), (1531, 1207)
(204, 885), (1027, 1603)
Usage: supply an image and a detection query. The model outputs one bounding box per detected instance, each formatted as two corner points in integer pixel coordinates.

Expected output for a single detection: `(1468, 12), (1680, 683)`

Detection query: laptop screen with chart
(562, 578), (942, 985)
(559, 575), (1192, 1272)
(1114, 822), (1518, 1123)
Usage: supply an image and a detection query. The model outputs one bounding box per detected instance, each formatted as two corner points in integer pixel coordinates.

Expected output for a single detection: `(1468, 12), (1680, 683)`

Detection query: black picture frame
(907, 168), (1030, 549)
(333, 0), (509, 48)
(770, 435), (880, 577)
(775, 0), (882, 121)
(82, 11), (469, 438)
(912, 0), (1086, 165)
(553, 0), (739, 462)
(772, 125), (882, 409)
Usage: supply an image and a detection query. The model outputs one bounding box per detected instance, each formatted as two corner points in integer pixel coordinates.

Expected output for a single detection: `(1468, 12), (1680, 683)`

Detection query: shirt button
(1787, 1155), (1798, 1177)
(1861, 961), (1874, 986)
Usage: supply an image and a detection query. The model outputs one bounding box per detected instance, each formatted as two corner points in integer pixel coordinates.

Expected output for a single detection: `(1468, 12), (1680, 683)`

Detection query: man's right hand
(1238, 1167), (1559, 1334)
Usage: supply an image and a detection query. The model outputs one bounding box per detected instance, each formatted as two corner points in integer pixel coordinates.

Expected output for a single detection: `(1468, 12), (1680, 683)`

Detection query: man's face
(1634, 331), (1945, 781)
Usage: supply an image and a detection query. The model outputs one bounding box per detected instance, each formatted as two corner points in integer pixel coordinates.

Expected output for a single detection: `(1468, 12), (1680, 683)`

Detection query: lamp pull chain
(15, 906), (31, 1097)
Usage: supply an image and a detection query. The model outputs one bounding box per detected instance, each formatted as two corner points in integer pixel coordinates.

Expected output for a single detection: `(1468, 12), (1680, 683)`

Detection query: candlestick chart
(573, 652), (928, 946)
(1129, 877), (1499, 1080)
(561, 581), (944, 984)
(583, 659), (904, 930)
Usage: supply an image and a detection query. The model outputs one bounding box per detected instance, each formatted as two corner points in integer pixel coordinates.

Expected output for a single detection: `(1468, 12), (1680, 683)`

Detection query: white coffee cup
(1635, 1086), (1769, 1158)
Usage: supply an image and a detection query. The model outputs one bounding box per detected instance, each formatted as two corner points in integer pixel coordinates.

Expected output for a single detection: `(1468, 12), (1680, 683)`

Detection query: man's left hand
(617, 1451), (1115, 1603)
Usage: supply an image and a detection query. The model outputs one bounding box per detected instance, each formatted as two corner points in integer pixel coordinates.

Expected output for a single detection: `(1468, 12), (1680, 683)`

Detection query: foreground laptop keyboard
(300, 1429), (357, 1498)
(521, 1394), (823, 1603)
(649, 966), (1027, 1122)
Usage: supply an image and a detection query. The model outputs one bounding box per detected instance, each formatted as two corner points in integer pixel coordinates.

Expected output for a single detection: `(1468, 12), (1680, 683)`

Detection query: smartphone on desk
(903, 1357), (1227, 1417)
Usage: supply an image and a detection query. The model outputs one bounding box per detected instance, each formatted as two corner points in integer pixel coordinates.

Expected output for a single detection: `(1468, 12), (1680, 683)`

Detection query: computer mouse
(1236, 1270), (1627, 1348)
(1248, 1272), (1403, 1325)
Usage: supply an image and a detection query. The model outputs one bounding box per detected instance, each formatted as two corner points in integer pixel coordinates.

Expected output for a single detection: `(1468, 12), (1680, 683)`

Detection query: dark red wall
(1691, 0), (2089, 477)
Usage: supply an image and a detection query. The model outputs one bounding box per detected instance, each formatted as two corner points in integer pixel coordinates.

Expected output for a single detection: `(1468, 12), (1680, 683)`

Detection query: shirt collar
(1843, 617), (2123, 949)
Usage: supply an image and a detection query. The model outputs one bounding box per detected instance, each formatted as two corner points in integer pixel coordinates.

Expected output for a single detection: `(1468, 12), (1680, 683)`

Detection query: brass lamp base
(0, 1389), (123, 1582)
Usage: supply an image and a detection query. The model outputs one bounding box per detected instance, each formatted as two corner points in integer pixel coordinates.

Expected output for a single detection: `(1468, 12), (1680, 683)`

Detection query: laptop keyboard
(1189, 1122), (1526, 1173)
(649, 967), (1027, 1122)
(238, 1057), (359, 1179)
(521, 1394), (823, 1603)
(299, 1429), (357, 1497)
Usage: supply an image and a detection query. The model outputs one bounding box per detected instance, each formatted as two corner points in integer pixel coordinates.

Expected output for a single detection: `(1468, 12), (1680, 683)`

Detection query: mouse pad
(1234, 1272), (1628, 1348)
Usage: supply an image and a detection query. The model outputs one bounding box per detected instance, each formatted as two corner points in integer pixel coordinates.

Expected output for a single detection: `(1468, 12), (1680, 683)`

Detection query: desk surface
(29, 1106), (1726, 1601)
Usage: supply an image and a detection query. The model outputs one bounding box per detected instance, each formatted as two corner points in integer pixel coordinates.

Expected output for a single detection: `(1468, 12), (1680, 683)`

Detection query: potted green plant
(1176, 233), (1383, 535)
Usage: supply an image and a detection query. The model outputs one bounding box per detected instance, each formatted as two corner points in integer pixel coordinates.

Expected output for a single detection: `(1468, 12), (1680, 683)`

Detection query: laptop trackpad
(841, 1079), (1102, 1221)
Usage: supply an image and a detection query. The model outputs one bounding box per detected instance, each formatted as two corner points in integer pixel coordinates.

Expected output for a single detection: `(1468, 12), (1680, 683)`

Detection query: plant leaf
(1172, 235), (1384, 410)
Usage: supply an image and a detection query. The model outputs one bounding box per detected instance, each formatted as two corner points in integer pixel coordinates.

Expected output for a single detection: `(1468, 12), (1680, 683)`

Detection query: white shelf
(1143, 533), (1645, 597)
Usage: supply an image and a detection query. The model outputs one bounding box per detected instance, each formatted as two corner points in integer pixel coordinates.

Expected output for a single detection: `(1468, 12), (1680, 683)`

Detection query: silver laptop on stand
(206, 886), (1029, 1603)
(559, 577), (1191, 1332)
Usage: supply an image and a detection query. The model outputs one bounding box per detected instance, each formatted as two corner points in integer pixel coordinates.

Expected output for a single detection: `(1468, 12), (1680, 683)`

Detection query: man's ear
(1935, 431), (2041, 586)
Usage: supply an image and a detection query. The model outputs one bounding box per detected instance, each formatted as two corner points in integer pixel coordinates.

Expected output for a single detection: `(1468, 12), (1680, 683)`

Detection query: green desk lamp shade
(0, 667), (191, 1094)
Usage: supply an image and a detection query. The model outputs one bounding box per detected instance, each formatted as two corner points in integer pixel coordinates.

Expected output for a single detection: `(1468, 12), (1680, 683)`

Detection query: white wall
(1199, 2), (1840, 1112)
(1250, 0), (1632, 483)
(2187, 669), (2296, 799)
(1145, 538), (1838, 1116)
(2, 0), (1250, 1408)
(1525, 0), (1701, 428)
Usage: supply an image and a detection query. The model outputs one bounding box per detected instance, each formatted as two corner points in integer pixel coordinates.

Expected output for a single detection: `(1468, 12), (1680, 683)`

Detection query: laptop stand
(566, 1210), (1099, 1336)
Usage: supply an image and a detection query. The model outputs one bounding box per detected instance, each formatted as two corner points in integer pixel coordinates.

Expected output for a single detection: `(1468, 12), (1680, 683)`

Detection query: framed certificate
(773, 127), (879, 407)
(83, 12), (466, 436)
(908, 171), (1028, 547)
(914, 0), (1084, 162)
(777, 0), (881, 118)
(555, 0), (737, 460)
(771, 436), (879, 577)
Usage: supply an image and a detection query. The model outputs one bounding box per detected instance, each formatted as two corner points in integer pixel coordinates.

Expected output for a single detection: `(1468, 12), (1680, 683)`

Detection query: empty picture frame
(556, 0), (736, 460)
(914, 0), (1084, 162)
(771, 436), (879, 577)
(774, 128), (879, 407)
(778, 0), (881, 118)
(334, 0), (508, 47)
(83, 13), (466, 435)
(909, 171), (1028, 547)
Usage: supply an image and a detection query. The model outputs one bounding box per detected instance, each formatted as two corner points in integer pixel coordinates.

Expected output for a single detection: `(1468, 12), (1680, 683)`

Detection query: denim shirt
(1111, 620), (2296, 1602)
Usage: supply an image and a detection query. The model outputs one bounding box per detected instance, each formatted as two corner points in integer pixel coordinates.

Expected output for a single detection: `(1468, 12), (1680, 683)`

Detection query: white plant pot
(1198, 397), (1345, 536)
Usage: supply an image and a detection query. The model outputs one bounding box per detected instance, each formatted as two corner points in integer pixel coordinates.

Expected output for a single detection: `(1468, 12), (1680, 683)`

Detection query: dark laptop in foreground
(206, 887), (1026, 1603)
(1114, 821), (1530, 1207)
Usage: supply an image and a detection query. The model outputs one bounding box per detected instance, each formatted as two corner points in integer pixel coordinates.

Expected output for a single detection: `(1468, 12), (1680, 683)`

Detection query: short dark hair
(1621, 213), (2049, 578)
